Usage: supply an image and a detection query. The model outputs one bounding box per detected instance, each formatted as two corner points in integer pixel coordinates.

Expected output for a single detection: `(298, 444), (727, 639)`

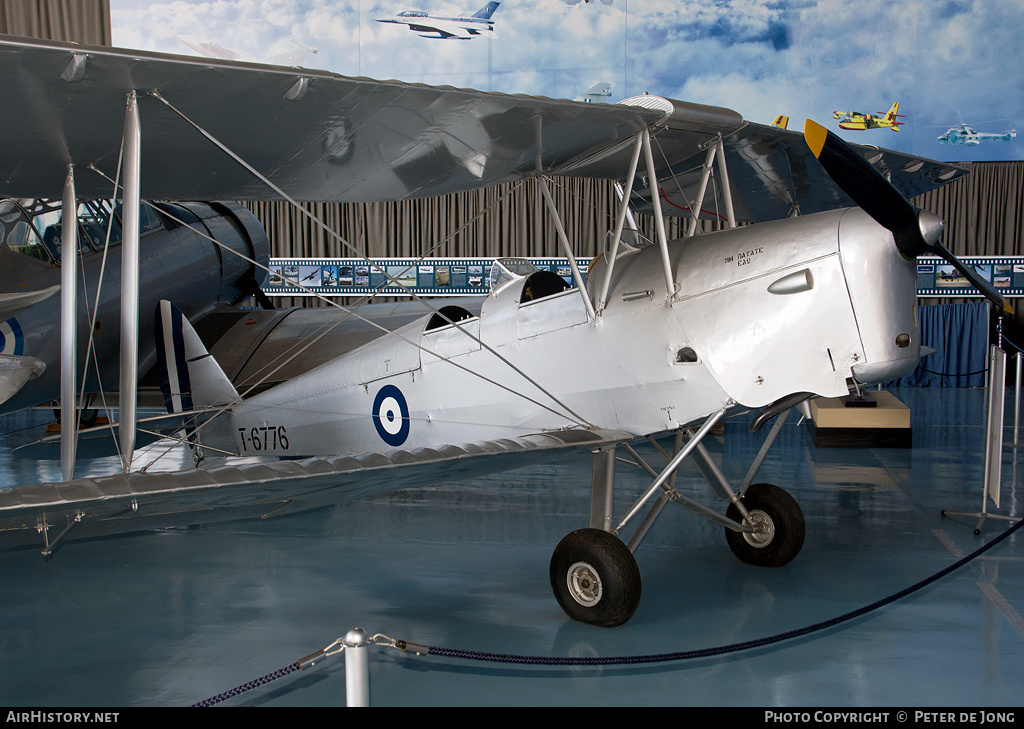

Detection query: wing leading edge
(0, 427), (629, 551)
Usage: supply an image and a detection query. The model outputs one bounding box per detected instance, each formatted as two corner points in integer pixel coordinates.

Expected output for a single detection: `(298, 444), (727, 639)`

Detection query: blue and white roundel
(372, 384), (410, 447)
(0, 318), (24, 356)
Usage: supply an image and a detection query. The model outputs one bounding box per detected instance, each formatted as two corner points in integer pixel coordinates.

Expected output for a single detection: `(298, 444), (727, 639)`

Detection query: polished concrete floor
(0, 387), (1022, 707)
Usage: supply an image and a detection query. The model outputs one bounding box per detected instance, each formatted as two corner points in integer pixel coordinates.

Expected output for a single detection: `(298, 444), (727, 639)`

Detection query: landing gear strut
(550, 402), (806, 626)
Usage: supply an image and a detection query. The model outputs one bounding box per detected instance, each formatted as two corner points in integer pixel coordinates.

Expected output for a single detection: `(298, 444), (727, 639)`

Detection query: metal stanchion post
(1014, 351), (1021, 448)
(344, 628), (370, 707)
(943, 314), (1017, 532)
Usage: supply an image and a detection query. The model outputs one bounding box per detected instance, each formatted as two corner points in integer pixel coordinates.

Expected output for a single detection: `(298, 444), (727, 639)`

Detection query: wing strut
(538, 177), (595, 321)
(640, 129), (676, 300)
(715, 136), (737, 229)
(686, 135), (737, 238)
(60, 166), (78, 482)
(596, 132), (644, 315)
(119, 91), (141, 472)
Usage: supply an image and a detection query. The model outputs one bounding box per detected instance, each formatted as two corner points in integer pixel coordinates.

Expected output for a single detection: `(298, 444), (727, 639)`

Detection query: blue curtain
(892, 302), (989, 387)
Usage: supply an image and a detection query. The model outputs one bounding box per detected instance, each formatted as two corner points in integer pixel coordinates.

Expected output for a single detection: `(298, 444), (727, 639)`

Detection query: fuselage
(938, 126), (1017, 145)
(207, 207), (920, 459)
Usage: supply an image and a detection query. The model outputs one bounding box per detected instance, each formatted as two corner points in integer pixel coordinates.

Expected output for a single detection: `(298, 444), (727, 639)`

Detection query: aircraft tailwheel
(52, 405), (98, 428)
(550, 528), (641, 627)
(725, 483), (805, 567)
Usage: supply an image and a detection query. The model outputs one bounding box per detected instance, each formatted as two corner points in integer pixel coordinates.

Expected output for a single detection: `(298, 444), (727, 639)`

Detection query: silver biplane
(0, 34), (1008, 626)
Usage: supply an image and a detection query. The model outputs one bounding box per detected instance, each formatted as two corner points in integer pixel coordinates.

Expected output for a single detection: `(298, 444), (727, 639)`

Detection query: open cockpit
(0, 198), (167, 265)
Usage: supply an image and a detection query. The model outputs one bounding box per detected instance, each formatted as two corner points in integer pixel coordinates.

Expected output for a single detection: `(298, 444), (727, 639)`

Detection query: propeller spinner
(804, 120), (1013, 316)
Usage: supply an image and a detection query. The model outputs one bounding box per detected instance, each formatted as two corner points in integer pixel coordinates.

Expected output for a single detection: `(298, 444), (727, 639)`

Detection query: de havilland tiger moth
(0, 34), (1006, 626)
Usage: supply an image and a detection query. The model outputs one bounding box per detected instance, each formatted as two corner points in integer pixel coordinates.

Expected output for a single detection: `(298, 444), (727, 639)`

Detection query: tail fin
(770, 114), (789, 129)
(155, 300), (238, 414)
(473, 1), (500, 19)
(885, 102), (903, 129)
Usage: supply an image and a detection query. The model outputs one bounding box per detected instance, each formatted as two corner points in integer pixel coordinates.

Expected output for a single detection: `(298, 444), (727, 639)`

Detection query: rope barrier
(190, 515), (1022, 704)
(414, 515), (1023, 667)
(190, 661), (301, 707)
(915, 366), (989, 378)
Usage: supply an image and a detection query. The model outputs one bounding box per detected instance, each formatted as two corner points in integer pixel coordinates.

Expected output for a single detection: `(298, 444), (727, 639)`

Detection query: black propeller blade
(804, 119), (1013, 316)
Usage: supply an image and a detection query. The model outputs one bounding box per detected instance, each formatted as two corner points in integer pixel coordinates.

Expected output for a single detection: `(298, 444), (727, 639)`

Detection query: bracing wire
(73, 91), (612, 470)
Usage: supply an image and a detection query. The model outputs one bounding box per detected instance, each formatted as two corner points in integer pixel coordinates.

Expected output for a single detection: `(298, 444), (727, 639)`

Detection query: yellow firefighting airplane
(834, 102), (904, 131)
(0, 35), (1000, 627)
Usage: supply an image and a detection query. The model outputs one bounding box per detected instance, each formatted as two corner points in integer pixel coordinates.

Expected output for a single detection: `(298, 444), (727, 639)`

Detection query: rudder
(155, 300), (239, 414)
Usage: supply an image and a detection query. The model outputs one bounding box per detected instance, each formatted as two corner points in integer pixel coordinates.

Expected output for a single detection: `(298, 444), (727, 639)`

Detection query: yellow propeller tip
(804, 119), (828, 158)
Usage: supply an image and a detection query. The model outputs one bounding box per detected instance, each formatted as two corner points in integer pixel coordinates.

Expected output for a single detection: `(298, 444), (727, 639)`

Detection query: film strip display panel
(916, 256), (1024, 297)
(266, 256), (1024, 299)
(265, 258), (590, 297)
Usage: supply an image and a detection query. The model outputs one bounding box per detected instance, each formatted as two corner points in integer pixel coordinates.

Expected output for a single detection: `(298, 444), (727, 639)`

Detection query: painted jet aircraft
(0, 35), (998, 627)
(938, 124), (1017, 146)
(770, 115), (789, 129)
(376, 2), (500, 39)
(574, 81), (611, 103)
(834, 102), (904, 131)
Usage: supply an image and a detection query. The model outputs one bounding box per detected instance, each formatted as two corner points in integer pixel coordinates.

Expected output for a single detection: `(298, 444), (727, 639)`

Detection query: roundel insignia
(0, 318), (24, 356)
(372, 384), (410, 447)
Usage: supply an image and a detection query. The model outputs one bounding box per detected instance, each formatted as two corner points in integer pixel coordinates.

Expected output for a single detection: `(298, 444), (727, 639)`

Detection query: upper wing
(0, 34), (963, 222)
(0, 34), (657, 202)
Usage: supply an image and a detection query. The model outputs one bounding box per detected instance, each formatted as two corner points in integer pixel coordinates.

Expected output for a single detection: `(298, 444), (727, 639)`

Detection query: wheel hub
(567, 561), (603, 607)
(742, 509), (775, 548)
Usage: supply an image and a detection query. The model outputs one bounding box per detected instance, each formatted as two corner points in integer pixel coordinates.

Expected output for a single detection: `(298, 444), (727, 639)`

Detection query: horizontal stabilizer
(14, 409), (219, 460)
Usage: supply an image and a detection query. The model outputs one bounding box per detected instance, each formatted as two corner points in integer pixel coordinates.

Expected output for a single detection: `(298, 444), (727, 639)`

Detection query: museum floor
(0, 386), (1022, 707)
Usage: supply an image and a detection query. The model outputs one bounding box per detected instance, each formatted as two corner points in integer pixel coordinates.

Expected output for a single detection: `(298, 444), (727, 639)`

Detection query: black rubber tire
(725, 483), (805, 567)
(550, 528), (641, 627)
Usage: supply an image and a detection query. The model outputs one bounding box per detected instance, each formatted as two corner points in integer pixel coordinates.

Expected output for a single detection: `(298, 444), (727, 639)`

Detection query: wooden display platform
(808, 390), (912, 448)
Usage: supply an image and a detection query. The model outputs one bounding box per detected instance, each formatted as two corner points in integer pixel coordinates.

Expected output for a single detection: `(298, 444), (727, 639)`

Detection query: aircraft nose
(917, 210), (944, 249)
(804, 118), (1013, 316)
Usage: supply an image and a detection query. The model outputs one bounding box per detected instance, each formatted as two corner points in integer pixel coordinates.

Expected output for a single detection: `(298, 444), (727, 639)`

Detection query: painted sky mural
(111, 0), (1023, 162)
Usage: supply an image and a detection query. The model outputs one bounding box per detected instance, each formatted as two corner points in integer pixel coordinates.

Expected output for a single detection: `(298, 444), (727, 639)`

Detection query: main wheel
(725, 483), (805, 567)
(550, 528), (641, 627)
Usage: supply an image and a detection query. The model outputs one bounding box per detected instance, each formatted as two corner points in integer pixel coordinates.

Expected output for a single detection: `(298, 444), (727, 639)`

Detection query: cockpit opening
(425, 305), (476, 331)
(520, 270), (570, 303)
(0, 198), (164, 265)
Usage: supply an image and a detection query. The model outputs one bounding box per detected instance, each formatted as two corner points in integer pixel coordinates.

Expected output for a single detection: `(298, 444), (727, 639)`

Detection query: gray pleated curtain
(250, 162), (1024, 260)
(0, 0), (110, 44)
(914, 161), (1024, 256)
